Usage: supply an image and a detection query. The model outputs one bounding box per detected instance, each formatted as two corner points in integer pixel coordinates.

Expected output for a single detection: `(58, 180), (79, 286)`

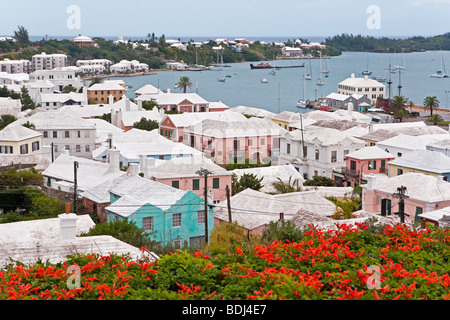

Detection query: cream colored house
(0, 124), (42, 156)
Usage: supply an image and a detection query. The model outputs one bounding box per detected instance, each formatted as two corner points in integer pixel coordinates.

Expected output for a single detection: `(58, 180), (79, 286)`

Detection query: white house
(31, 52), (67, 71)
(0, 59), (31, 74)
(12, 111), (97, 159)
(279, 126), (366, 180)
(38, 91), (88, 110)
(0, 97), (21, 118)
(42, 149), (126, 192)
(337, 73), (385, 104)
(30, 67), (84, 92)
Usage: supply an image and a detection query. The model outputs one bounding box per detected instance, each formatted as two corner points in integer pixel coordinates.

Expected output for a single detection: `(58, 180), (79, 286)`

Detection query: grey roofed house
(230, 164), (305, 194)
(388, 149), (450, 176)
(0, 214), (158, 267)
(214, 188), (337, 233)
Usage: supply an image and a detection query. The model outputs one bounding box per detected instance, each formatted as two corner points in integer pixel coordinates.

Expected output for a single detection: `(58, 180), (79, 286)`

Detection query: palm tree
(89, 77), (104, 87)
(22, 121), (35, 129)
(423, 96), (440, 116)
(0, 114), (17, 129)
(391, 95), (408, 113)
(175, 76), (192, 93)
(270, 176), (302, 194)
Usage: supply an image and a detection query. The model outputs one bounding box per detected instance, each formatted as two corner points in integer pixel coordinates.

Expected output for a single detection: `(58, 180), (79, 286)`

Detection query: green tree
(270, 176), (303, 194)
(0, 114), (17, 129)
(141, 100), (159, 110)
(13, 25), (30, 48)
(133, 117), (159, 131)
(20, 86), (36, 110)
(231, 173), (264, 195)
(429, 113), (443, 125)
(175, 76), (192, 93)
(390, 95), (408, 114)
(89, 77), (104, 87)
(423, 96), (440, 116)
(22, 121), (35, 129)
(303, 176), (337, 187)
(62, 85), (77, 93)
(81, 219), (153, 248)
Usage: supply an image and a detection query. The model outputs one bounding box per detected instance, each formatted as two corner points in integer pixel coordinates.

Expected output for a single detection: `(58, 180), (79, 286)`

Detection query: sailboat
(297, 67), (308, 108)
(303, 59), (312, 80)
(394, 48), (407, 70)
(217, 69), (226, 82)
(431, 52), (449, 78)
(362, 56), (372, 75)
(316, 52), (325, 86)
(372, 56), (386, 82)
(320, 52), (330, 75)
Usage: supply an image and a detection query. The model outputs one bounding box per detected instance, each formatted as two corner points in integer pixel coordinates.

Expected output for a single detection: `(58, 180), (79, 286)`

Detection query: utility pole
(392, 185), (409, 223)
(73, 161), (79, 214)
(196, 168), (212, 244)
(226, 184), (232, 223)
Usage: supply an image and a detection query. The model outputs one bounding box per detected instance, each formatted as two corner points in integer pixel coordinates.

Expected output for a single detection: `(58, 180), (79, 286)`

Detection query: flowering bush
(1, 222), (450, 300)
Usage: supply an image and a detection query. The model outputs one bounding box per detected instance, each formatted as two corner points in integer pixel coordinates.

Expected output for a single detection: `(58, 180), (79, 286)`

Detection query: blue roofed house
(104, 175), (213, 248)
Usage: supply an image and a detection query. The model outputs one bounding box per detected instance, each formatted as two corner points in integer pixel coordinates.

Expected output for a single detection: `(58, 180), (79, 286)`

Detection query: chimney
(137, 99), (143, 110)
(143, 157), (155, 177)
(107, 148), (120, 173)
(365, 173), (376, 190)
(107, 132), (113, 149)
(58, 212), (78, 241)
(125, 97), (130, 111)
(347, 101), (354, 116)
(129, 163), (139, 176)
(139, 154), (145, 174)
(108, 94), (114, 106)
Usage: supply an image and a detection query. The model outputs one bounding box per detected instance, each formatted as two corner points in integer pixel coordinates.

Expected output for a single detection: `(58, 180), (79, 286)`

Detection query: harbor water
(112, 51), (450, 114)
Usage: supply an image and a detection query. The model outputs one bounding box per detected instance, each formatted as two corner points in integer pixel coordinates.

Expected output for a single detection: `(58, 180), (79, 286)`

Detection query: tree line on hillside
(325, 33), (450, 52)
(1, 26), (340, 69)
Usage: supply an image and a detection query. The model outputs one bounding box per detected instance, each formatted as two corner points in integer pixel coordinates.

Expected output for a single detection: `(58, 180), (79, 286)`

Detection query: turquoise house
(105, 175), (214, 247)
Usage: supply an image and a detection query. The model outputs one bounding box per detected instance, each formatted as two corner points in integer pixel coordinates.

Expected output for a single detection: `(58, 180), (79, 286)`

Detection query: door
(381, 198), (391, 216)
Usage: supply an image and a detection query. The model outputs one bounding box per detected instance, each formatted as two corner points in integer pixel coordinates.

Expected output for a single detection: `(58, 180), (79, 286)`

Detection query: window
(65, 131), (70, 138)
(77, 131), (81, 138)
(368, 160), (376, 170)
(287, 143), (291, 154)
(213, 178), (219, 189)
(43, 131), (48, 138)
(142, 217), (153, 231)
(0, 146), (13, 154)
(314, 170), (319, 176)
(20, 144), (29, 154)
(32, 141), (40, 152)
(173, 213), (181, 227)
(415, 207), (423, 222)
(76, 145), (81, 152)
(315, 149), (320, 160)
(343, 149), (349, 160)
(397, 152), (402, 157)
(331, 151), (337, 163)
(173, 238), (182, 248)
(193, 179), (200, 190)
(172, 180), (179, 189)
(85, 145), (90, 152)
(65, 145), (70, 151)
(397, 168), (403, 175)
(53, 131), (57, 138)
(197, 210), (205, 224)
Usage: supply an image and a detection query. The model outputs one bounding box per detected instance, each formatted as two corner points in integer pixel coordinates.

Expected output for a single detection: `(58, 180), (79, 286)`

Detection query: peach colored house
(362, 173), (450, 224)
(142, 155), (232, 203)
(332, 146), (395, 187)
(182, 117), (286, 165)
(158, 111), (246, 142)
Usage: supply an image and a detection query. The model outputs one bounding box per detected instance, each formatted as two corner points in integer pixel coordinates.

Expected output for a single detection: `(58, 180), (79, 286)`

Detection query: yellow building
(271, 111), (301, 131)
(387, 150), (450, 181)
(0, 125), (42, 156)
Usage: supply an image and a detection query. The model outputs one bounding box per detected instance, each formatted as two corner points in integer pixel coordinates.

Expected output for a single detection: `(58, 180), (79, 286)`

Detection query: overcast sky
(1, 0), (449, 39)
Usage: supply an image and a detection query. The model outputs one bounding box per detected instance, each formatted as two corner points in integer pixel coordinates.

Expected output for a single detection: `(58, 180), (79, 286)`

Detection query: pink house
(332, 146), (395, 187)
(182, 118), (286, 165)
(362, 172), (450, 224)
